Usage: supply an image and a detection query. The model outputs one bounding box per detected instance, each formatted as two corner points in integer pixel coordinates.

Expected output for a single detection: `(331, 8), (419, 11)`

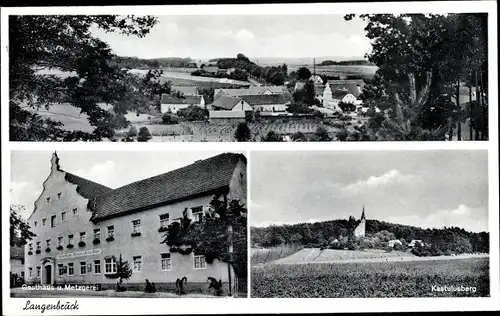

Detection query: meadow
(287, 64), (378, 79)
(251, 244), (304, 265)
(251, 258), (490, 298)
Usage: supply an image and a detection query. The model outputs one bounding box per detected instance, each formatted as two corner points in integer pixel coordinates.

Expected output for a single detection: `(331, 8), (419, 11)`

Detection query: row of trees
(251, 219), (489, 255)
(319, 60), (374, 66)
(346, 13), (488, 140)
(116, 56), (194, 69)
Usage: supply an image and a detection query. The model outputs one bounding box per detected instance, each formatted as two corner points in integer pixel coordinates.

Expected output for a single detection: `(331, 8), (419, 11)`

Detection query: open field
(129, 69), (250, 87)
(251, 245), (304, 265)
(251, 257), (490, 298)
(287, 64), (378, 79)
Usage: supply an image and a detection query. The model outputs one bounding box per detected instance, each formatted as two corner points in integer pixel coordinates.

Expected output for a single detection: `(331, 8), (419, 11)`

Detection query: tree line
(251, 218), (489, 256)
(319, 60), (375, 66)
(115, 56), (195, 69)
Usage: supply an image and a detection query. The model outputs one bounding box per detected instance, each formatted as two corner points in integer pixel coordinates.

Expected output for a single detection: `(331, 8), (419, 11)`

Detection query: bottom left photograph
(9, 150), (248, 298)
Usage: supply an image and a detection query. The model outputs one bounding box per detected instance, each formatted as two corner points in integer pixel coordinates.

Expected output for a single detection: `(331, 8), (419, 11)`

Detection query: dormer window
(34, 221), (37, 227)
(57, 193), (62, 199)
(46, 197), (50, 203)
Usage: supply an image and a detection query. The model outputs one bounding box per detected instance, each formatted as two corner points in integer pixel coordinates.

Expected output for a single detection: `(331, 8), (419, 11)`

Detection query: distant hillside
(115, 56), (195, 69)
(251, 219), (489, 256)
(319, 60), (375, 66)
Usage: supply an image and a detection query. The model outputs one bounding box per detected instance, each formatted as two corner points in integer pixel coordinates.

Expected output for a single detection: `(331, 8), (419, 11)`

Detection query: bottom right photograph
(250, 150), (490, 298)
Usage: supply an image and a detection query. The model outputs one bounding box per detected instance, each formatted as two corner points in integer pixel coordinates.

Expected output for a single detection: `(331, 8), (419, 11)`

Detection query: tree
(234, 122), (251, 142)
(10, 205), (36, 247)
(313, 126), (332, 141)
(345, 14), (488, 140)
(297, 67), (312, 80)
(9, 15), (158, 141)
(106, 254), (132, 291)
(303, 80), (317, 105)
(261, 131), (282, 142)
(291, 131), (307, 142)
(137, 126), (152, 142)
(177, 106), (209, 121)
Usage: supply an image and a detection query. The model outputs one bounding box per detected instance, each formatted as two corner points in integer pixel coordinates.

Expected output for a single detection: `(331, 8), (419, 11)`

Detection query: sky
(92, 15), (372, 60)
(250, 150), (489, 233)
(10, 151), (240, 220)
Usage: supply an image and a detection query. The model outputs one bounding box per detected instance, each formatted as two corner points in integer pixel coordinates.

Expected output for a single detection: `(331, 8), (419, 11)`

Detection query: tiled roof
(331, 90), (350, 100)
(327, 80), (365, 97)
(89, 153), (245, 221)
(240, 94), (287, 106)
(65, 172), (113, 200)
(217, 86), (284, 97)
(161, 94), (203, 105)
(11, 246), (25, 259)
(171, 86), (199, 96)
(211, 96), (244, 110)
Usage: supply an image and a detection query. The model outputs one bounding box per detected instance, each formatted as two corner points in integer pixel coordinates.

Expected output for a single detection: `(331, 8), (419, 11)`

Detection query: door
(45, 265), (52, 285)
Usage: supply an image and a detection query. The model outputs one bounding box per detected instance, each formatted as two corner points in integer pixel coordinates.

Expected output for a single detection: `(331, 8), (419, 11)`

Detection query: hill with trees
(115, 56), (195, 69)
(251, 219), (489, 256)
(319, 60), (374, 66)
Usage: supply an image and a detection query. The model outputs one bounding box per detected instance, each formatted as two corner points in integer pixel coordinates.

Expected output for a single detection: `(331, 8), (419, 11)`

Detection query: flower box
(106, 236), (115, 242)
(67, 244), (74, 249)
(158, 227), (168, 233)
(28, 251), (33, 255)
(56, 246), (64, 251)
(35, 250), (41, 254)
(92, 239), (100, 245)
(45, 248), (51, 253)
(78, 241), (86, 247)
(131, 232), (141, 237)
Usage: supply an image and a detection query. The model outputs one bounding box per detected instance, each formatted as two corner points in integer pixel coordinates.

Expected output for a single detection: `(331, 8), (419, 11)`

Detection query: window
(42, 218), (47, 226)
(80, 262), (86, 275)
(46, 197), (50, 203)
(80, 232), (86, 242)
(94, 260), (101, 274)
(61, 212), (66, 222)
(51, 215), (56, 228)
(133, 256), (142, 272)
(68, 234), (74, 244)
(132, 220), (141, 234)
(161, 253), (172, 271)
(58, 264), (64, 276)
(28, 267), (33, 278)
(36, 241), (41, 251)
(36, 266), (41, 277)
(46, 239), (51, 248)
(68, 263), (74, 276)
(58, 236), (63, 247)
(94, 229), (101, 241)
(34, 221), (37, 227)
(194, 254), (207, 269)
(29, 244), (33, 252)
(107, 226), (115, 238)
(57, 192), (62, 199)
(191, 206), (204, 222)
(72, 208), (78, 215)
(105, 257), (117, 273)
(21, 271), (25, 278)
(159, 214), (170, 228)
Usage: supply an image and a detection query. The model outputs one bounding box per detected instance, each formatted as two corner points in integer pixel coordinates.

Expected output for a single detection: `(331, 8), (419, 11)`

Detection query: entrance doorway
(45, 265), (52, 285)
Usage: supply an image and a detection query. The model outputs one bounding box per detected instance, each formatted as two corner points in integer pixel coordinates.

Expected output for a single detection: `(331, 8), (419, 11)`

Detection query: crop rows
(251, 258), (489, 298)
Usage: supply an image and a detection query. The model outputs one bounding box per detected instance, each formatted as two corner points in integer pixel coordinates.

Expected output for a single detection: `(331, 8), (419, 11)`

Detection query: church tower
(354, 205), (366, 238)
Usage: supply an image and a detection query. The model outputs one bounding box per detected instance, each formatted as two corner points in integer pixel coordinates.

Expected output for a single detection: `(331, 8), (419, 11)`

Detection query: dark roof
(331, 90), (350, 100)
(171, 86), (199, 96)
(65, 172), (113, 200)
(89, 153), (245, 221)
(211, 96), (244, 110)
(240, 94), (287, 106)
(161, 94), (203, 105)
(327, 80), (365, 97)
(11, 247), (25, 260)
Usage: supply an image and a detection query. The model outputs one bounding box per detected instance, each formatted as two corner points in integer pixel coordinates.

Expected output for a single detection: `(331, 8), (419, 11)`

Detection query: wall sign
(56, 248), (102, 260)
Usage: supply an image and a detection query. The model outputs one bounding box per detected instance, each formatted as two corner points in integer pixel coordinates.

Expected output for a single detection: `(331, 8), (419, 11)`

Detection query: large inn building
(24, 152), (247, 291)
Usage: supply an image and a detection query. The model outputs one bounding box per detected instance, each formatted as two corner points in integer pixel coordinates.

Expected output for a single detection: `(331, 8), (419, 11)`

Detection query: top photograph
(8, 13), (489, 142)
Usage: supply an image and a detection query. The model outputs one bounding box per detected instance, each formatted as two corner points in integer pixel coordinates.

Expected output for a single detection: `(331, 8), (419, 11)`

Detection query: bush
(234, 122), (251, 142)
(162, 113), (179, 124)
(177, 106), (208, 121)
(291, 131), (307, 142)
(261, 131), (282, 142)
(137, 127), (152, 142)
(313, 126), (332, 141)
(337, 128), (349, 141)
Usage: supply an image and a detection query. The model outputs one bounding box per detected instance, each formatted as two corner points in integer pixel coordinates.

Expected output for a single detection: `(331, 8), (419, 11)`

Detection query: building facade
(11, 247), (25, 278)
(160, 94), (205, 114)
(25, 153), (246, 291)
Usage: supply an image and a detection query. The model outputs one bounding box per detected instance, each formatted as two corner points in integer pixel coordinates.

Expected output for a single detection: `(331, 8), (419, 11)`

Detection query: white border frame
(2, 1), (499, 314)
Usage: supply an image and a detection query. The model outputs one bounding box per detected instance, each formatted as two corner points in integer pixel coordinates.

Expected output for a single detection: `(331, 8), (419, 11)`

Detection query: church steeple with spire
(354, 205), (366, 238)
(361, 205), (366, 220)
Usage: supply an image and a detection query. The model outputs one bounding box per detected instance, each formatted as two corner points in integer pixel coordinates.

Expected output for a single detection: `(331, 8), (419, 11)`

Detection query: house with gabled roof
(160, 94), (205, 114)
(170, 86), (199, 96)
(240, 94), (289, 113)
(214, 86), (286, 100)
(23, 152), (246, 293)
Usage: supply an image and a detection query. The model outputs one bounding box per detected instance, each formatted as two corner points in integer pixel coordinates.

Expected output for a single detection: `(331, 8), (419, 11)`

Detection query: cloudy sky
(251, 150), (489, 233)
(10, 151), (239, 220)
(92, 15), (372, 59)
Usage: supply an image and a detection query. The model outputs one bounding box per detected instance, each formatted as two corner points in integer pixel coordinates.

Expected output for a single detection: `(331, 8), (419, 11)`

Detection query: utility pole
(313, 57), (316, 78)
